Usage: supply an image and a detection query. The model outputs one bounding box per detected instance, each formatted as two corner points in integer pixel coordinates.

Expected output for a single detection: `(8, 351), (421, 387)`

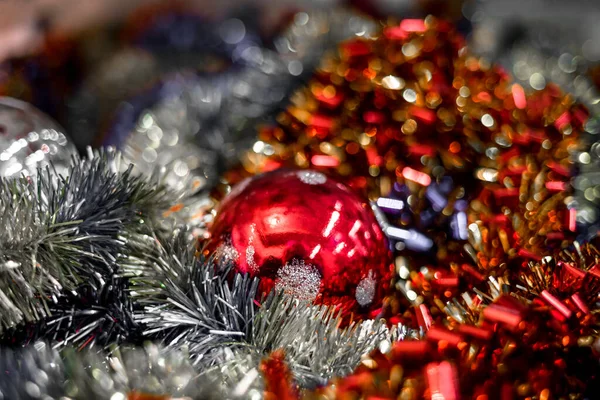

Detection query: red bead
(207, 169), (392, 317)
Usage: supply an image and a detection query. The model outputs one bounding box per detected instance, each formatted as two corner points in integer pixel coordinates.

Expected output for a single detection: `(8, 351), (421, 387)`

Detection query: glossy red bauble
(207, 169), (392, 317)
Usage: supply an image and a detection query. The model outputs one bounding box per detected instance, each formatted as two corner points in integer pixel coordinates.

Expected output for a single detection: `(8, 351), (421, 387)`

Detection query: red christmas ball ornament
(207, 169), (392, 317)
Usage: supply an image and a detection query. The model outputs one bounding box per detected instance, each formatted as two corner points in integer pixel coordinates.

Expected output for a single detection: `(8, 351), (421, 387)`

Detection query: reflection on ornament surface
(207, 168), (392, 318)
(0, 97), (77, 178)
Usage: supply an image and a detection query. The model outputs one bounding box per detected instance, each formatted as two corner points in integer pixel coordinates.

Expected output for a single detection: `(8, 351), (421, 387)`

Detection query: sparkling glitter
(214, 236), (240, 264)
(297, 170), (327, 185)
(275, 259), (322, 302)
(355, 270), (377, 307)
(245, 224), (259, 272)
(246, 246), (258, 272)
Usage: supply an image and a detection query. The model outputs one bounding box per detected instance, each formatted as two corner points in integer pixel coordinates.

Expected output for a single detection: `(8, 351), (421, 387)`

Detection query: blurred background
(1, 0), (600, 206)
(2, 0), (600, 146)
(0, 0), (464, 150)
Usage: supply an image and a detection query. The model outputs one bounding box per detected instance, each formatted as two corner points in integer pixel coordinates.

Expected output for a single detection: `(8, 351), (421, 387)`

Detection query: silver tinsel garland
(133, 229), (411, 389)
(0, 148), (206, 343)
(0, 149), (147, 332)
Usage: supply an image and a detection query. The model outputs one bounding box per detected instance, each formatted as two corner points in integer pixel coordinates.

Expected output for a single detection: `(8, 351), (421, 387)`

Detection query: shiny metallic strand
(0, 148), (197, 339)
(313, 245), (600, 399)
(132, 241), (261, 366)
(250, 294), (412, 388)
(134, 230), (411, 389)
(0, 277), (128, 351)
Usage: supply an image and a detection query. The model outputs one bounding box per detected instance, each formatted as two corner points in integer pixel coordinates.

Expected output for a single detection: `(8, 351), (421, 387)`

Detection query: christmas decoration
(301, 243), (600, 399)
(134, 235), (406, 387)
(115, 73), (223, 196)
(468, 0), (600, 233)
(0, 216), (405, 397)
(0, 146), (405, 396)
(242, 16), (587, 317)
(67, 50), (224, 223)
(0, 96), (76, 178)
(206, 169), (392, 317)
(0, 148), (203, 346)
(2, 3), (600, 400)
